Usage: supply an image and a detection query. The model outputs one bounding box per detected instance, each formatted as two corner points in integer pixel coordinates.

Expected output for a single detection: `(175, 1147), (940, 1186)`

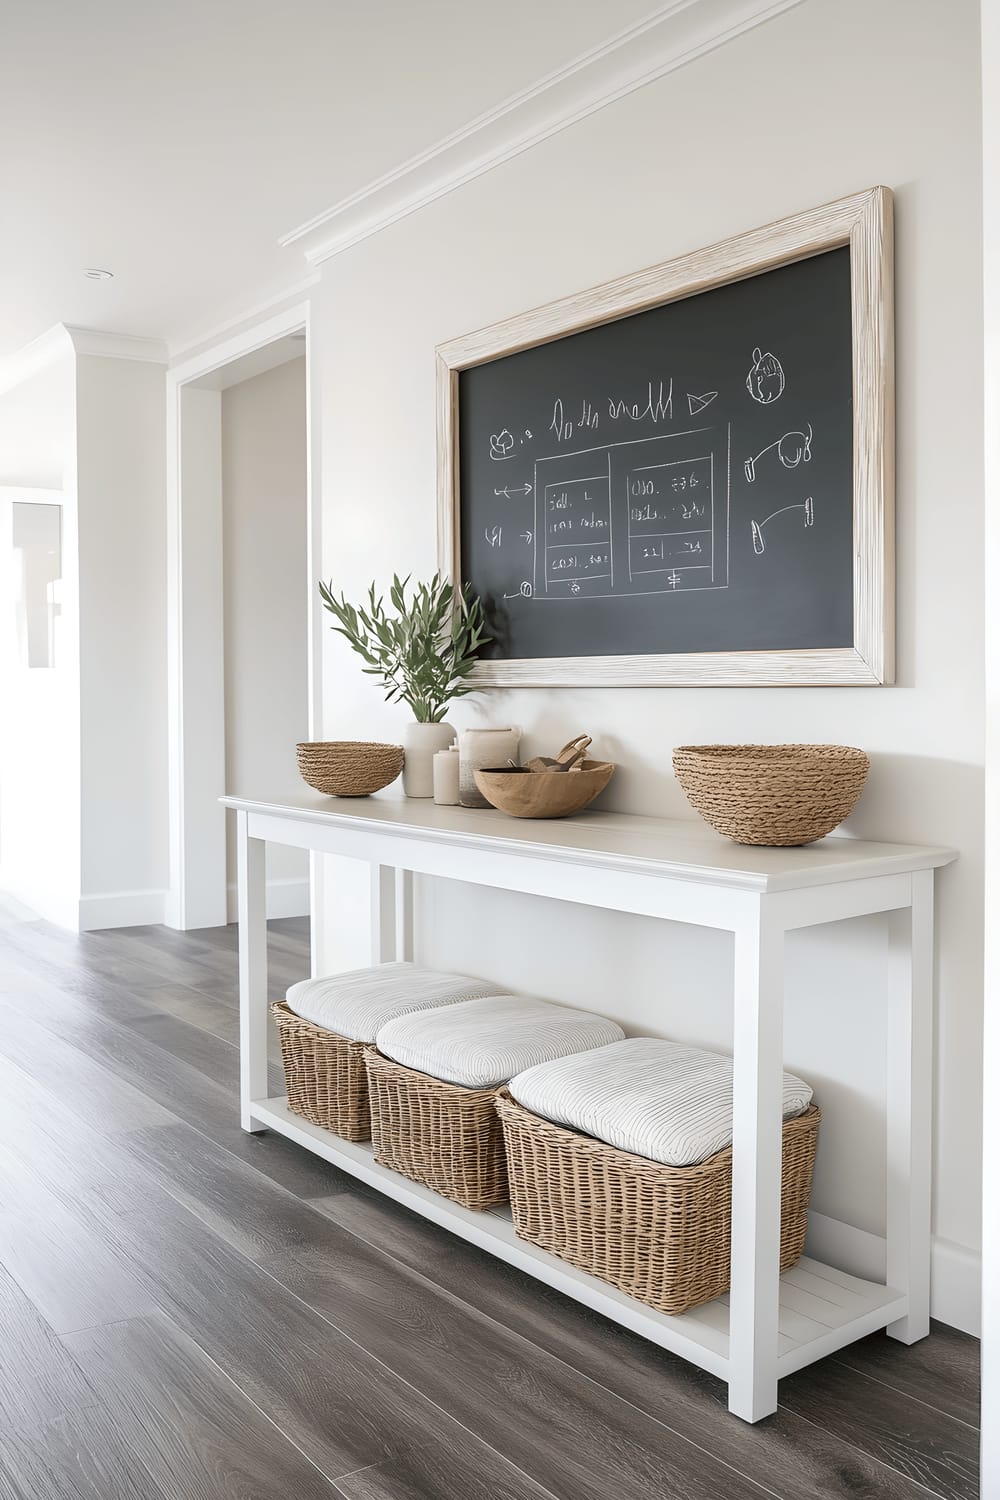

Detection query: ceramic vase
(403, 721), (456, 798)
(458, 726), (522, 808)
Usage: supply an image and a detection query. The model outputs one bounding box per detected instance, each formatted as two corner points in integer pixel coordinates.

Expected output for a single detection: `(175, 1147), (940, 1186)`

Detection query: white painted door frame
(164, 297), (322, 935)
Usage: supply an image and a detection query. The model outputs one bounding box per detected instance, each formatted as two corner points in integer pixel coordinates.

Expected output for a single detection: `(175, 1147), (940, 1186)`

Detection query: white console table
(223, 789), (955, 1423)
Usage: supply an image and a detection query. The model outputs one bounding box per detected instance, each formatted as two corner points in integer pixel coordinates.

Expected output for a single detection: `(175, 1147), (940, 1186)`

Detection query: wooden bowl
(474, 760), (615, 819)
(296, 741), (403, 797)
(672, 743), (870, 846)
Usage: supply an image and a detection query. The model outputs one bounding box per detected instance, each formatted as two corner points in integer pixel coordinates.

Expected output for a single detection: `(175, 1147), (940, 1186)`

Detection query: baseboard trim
(806, 1210), (887, 1283)
(226, 877), (310, 924)
(0, 875), (80, 931)
(930, 1236), (981, 1337)
(807, 1211), (980, 1336)
(78, 889), (167, 931)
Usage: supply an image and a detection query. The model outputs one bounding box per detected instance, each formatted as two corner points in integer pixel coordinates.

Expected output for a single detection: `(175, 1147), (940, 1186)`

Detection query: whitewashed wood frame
(436, 187), (894, 688)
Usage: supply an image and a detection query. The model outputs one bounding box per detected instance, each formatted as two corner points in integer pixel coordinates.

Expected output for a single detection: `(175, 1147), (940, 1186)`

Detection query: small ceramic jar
(458, 727), (521, 808)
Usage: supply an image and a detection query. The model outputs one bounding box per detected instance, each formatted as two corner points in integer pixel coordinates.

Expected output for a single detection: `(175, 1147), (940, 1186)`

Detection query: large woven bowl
(297, 741), (403, 797)
(672, 744), (870, 846)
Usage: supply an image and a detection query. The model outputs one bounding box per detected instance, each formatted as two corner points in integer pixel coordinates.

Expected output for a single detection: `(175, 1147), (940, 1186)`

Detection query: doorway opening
(0, 487), (70, 922)
(166, 302), (320, 942)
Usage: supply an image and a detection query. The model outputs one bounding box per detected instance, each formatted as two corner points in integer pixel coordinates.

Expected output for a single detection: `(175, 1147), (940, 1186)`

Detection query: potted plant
(319, 572), (491, 797)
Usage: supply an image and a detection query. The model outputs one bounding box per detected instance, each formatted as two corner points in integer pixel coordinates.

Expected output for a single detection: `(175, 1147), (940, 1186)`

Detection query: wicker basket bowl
(296, 741), (403, 797)
(672, 744), (870, 846)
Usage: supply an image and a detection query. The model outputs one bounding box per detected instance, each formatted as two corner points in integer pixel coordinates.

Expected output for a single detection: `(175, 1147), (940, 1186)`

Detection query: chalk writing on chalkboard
(524, 424), (732, 601)
(745, 347), (786, 404)
(473, 395), (828, 602)
(751, 496), (815, 555)
(744, 423), (813, 483)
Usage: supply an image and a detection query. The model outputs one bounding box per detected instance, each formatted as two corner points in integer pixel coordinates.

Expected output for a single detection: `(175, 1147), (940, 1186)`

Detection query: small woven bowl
(296, 741), (403, 797)
(672, 744), (870, 846)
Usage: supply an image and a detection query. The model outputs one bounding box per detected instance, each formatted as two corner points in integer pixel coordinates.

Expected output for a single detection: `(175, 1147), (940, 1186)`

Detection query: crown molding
(281, 0), (804, 266)
(64, 326), (168, 362)
(0, 324), (75, 397)
(0, 324), (167, 396)
(167, 272), (320, 364)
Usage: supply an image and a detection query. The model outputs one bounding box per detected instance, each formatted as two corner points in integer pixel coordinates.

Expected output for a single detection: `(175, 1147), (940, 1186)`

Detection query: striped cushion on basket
(285, 962), (497, 1043)
(376, 995), (625, 1089)
(509, 1036), (813, 1167)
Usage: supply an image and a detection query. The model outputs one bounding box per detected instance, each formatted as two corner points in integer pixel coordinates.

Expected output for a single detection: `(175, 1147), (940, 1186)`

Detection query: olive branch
(318, 573), (491, 724)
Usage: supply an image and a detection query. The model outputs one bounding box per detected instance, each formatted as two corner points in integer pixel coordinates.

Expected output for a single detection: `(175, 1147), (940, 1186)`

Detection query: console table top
(223, 789), (956, 895)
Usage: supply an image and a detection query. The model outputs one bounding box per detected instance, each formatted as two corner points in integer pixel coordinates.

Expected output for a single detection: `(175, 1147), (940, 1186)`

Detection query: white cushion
(285, 962), (497, 1043)
(376, 995), (625, 1089)
(509, 1037), (813, 1167)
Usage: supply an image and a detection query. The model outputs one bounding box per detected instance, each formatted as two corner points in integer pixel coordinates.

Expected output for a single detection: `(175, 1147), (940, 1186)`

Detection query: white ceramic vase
(403, 721), (456, 798)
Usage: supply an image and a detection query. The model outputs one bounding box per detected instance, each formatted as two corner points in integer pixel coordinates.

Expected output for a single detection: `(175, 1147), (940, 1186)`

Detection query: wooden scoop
(523, 734), (592, 773)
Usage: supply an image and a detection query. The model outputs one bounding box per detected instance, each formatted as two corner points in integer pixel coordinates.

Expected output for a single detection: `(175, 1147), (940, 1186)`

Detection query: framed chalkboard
(437, 187), (893, 686)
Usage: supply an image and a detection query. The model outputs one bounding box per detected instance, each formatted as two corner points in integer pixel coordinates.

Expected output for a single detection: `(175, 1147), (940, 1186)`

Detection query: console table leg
(237, 810), (268, 1133)
(728, 905), (784, 1422)
(395, 869), (414, 962)
(371, 864), (402, 965)
(887, 870), (933, 1343)
(372, 867), (412, 964)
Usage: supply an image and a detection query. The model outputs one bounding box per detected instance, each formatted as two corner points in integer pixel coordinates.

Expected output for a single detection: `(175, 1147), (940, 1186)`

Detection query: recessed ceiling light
(83, 268), (114, 280)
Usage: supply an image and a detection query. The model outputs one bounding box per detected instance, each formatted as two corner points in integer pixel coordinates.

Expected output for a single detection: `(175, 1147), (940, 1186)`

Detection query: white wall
(0, 344), (169, 932)
(316, 0), (984, 1331)
(76, 353), (168, 928)
(0, 346), (81, 927)
(0, 353), (74, 491)
(980, 0), (998, 1479)
(221, 356), (309, 912)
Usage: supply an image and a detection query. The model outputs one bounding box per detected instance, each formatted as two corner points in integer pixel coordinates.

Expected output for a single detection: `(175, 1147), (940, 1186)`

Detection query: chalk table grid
(223, 790), (955, 1423)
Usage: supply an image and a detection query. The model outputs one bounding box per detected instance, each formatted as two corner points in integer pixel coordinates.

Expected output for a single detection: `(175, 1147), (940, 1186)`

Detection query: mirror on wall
(11, 501), (61, 669)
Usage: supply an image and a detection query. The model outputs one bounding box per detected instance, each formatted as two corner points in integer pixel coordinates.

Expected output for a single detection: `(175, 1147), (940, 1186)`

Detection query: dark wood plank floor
(0, 902), (980, 1500)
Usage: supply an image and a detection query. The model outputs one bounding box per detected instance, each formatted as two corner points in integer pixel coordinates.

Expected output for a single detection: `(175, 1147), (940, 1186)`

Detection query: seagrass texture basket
(496, 1092), (820, 1315)
(672, 744), (870, 846)
(364, 1048), (508, 1210)
(271, 1001), (371, 1140)
(296, 741), (404, 797)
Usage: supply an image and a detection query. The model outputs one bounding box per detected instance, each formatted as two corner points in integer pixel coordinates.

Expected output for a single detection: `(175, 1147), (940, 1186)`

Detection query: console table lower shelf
(249, 1094), (908, 1386)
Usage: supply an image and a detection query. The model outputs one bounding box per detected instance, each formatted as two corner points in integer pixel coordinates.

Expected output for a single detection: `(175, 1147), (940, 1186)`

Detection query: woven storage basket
(365, 1048), (507, 1210)
(496, 1092), (820, 1315)
(296, 741), (403, 797)
(672, 744), (870, 846)
(271, 1001), (371, 1140)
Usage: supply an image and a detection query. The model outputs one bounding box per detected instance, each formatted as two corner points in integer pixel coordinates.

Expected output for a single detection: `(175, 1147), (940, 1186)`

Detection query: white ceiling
(0, 0), (658, 361)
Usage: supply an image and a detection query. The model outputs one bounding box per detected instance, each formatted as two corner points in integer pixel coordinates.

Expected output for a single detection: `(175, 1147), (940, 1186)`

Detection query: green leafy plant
(319, 572), (491, 723)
